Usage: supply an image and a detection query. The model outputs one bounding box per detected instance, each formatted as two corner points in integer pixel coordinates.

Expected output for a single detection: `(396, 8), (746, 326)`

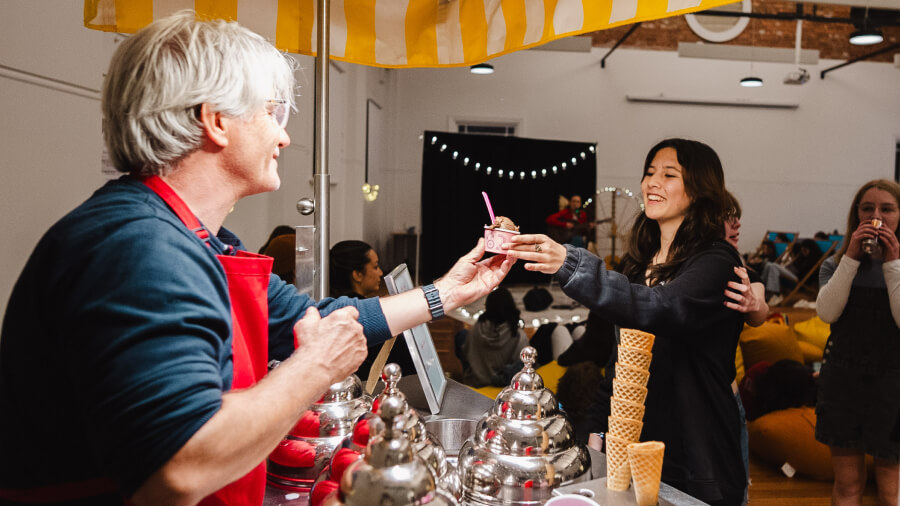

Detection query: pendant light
(849, 6), (884, 46)
(740, 76), (763, 87)
(470, 63), (494, 75)
(740, 26), (763, 87)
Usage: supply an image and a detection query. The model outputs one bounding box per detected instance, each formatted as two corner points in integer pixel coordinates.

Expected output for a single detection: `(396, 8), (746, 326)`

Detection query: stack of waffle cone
(628, 441), (665, 506)
(606, 328), (655, 492)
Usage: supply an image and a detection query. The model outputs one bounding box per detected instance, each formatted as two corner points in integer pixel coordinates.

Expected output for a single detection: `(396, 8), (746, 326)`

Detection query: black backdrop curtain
(420, 131), (596, 285)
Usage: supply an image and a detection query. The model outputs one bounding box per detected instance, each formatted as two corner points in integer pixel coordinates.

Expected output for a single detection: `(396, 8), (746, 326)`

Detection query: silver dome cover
(458, 347), (592, 505)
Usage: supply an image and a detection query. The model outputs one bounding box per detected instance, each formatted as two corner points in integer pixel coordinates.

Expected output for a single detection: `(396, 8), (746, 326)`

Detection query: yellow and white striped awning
(84, 0), (737, 68)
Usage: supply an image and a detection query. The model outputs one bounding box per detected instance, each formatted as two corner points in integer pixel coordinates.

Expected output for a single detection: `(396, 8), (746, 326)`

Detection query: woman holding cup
(816, 179), (900, 505)
(504, 138), (746, 505)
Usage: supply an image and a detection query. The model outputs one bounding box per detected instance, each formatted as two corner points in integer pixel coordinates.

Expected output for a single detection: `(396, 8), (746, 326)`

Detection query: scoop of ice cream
(489, 216), (518, 231)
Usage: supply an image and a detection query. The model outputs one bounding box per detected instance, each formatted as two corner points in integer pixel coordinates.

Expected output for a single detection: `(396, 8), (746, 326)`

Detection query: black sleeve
(554, 244), (742, 340)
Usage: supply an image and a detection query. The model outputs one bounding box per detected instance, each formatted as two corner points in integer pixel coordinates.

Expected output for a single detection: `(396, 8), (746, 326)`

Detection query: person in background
(760, 238), (824, 301)
(546, 194), (591, 247)
(0, 12), (513, 505)
(263, 233), (297, 284)
(816, 179), (900, 506)
(329, 240), (416, 379)
(721, 190), (768, 504)
(329, 240), (383, 299)
(458, 286), (529, 388)
(723, 191), (769, 326)
(506, 138), (746, 505)
(259, 224), (295, 254)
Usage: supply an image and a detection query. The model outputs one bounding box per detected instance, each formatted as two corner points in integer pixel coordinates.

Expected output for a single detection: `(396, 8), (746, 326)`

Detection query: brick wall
(588, 1), (899, 63)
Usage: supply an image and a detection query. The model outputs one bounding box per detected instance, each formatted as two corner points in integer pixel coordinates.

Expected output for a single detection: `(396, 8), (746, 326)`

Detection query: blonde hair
(102, 11), (296, 175)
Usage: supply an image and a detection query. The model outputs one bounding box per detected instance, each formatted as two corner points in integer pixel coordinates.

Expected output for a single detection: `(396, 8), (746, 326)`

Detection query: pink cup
(484, 226), (520, 254)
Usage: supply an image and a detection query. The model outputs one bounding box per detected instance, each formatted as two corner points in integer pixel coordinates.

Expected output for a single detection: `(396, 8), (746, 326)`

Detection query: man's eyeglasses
(266, 99), (290, 129)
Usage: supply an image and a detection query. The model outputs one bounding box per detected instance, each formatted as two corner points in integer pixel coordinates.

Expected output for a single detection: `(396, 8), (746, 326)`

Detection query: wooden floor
(748, 454), (881, 505)
(426, 316), (887, 505)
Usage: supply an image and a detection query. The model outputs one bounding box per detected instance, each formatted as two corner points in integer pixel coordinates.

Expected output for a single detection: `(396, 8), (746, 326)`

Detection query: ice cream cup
(484, 226), (520, 254)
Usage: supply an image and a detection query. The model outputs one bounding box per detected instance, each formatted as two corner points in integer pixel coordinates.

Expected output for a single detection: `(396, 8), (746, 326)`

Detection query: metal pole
(314, 0), (330, 299)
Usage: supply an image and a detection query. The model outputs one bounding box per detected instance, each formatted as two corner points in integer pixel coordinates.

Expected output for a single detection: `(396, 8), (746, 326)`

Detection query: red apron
(144, 176), (273, 506)
(0, 176), (274, 505)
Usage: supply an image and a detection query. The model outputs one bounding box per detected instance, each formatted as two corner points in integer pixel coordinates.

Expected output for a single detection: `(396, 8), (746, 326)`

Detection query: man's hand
(433, 238), (515, 312)
(292, 307), (367, 385)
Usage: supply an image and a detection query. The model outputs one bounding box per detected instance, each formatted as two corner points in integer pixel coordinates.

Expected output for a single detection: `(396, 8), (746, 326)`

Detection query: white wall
(2, 1), (900, 317)
(391, 48), (900, 256)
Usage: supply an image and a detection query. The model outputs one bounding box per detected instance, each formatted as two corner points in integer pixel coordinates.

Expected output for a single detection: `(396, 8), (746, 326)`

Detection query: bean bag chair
(739, 322), (804, 370)
(472, 360), (567, 399)
(748, 407), (874, 481)
(748, 407), (833, 480)
(792, 316), (830, 351)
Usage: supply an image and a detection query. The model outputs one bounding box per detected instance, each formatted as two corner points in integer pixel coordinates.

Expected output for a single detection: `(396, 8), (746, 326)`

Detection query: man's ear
(198, 103), (229, 148)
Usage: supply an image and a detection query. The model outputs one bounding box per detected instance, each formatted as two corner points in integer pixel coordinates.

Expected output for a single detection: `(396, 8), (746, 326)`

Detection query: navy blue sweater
(0, 178), (391, 497)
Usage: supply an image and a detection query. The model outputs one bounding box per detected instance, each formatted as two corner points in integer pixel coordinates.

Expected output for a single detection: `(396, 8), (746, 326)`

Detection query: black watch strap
(423, 284), (444, 320)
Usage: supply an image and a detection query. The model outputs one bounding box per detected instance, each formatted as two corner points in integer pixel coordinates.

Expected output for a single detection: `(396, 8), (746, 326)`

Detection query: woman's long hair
(834, 179), (900, 263)
(619, 138), (729, 285)
(329, 240), (373, 298)
(479, 287), (521, 331)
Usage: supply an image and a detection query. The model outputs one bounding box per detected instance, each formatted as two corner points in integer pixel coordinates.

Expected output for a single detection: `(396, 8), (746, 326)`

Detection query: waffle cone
(616, 362), (650, 387)
(608, 415), (643, 442)
(611, 397), (645, 422)
(618, 346), (652, 370)
(628, 441), (665, 506)
(613, 379), (648, 405)
(605, 434), (632, 491)
(620, 328), (656, 352)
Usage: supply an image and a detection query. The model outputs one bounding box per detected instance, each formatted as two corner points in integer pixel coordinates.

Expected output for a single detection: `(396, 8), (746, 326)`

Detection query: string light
(427, 136), (598, 180)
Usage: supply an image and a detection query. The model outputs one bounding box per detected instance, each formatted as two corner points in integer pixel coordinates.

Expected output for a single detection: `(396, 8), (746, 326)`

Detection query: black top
(555, 243), (746, 505)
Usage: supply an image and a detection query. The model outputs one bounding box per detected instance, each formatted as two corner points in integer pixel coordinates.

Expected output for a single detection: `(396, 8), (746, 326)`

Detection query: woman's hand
(879, 225), (900, 262)
(502, 234), (567, 274)
(845, 220), (879, 260)
(725, 267), (767, 326)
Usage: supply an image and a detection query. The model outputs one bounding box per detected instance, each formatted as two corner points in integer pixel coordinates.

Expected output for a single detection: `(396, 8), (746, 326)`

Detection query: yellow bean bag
(748, 407), (833, 480)
(748, 407), (874, 481)
(796, 340), (824, 364)
(471, 361), (568, 399)
(739, 322), (804, 370)
(792, 316), (830, 351)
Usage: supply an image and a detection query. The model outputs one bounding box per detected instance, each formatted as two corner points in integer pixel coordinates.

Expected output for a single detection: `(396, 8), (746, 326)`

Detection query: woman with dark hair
(816, 179), (900, 505)
(505, 138), (746, 505)
(329, 240), (383, 298)
(329, 240), (415, 379)
(460, 287), (528, 388)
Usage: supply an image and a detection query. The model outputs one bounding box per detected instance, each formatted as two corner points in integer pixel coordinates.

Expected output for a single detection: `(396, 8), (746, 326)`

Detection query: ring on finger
(535, 243), (543, 252)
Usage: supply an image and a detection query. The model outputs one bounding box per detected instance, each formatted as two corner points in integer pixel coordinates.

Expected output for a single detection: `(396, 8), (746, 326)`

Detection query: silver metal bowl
(266, 375), (372, 492)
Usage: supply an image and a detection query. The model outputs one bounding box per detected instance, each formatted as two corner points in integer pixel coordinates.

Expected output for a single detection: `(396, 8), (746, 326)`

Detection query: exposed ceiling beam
(785, 0), (899, 9)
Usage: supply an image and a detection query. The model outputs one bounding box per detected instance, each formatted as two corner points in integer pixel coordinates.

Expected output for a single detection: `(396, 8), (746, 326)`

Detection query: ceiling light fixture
(849, 28), (884, 46)
(740, 76), (763, 87)
(470, 63), (494, 75)
(850, 5), (884, 46)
